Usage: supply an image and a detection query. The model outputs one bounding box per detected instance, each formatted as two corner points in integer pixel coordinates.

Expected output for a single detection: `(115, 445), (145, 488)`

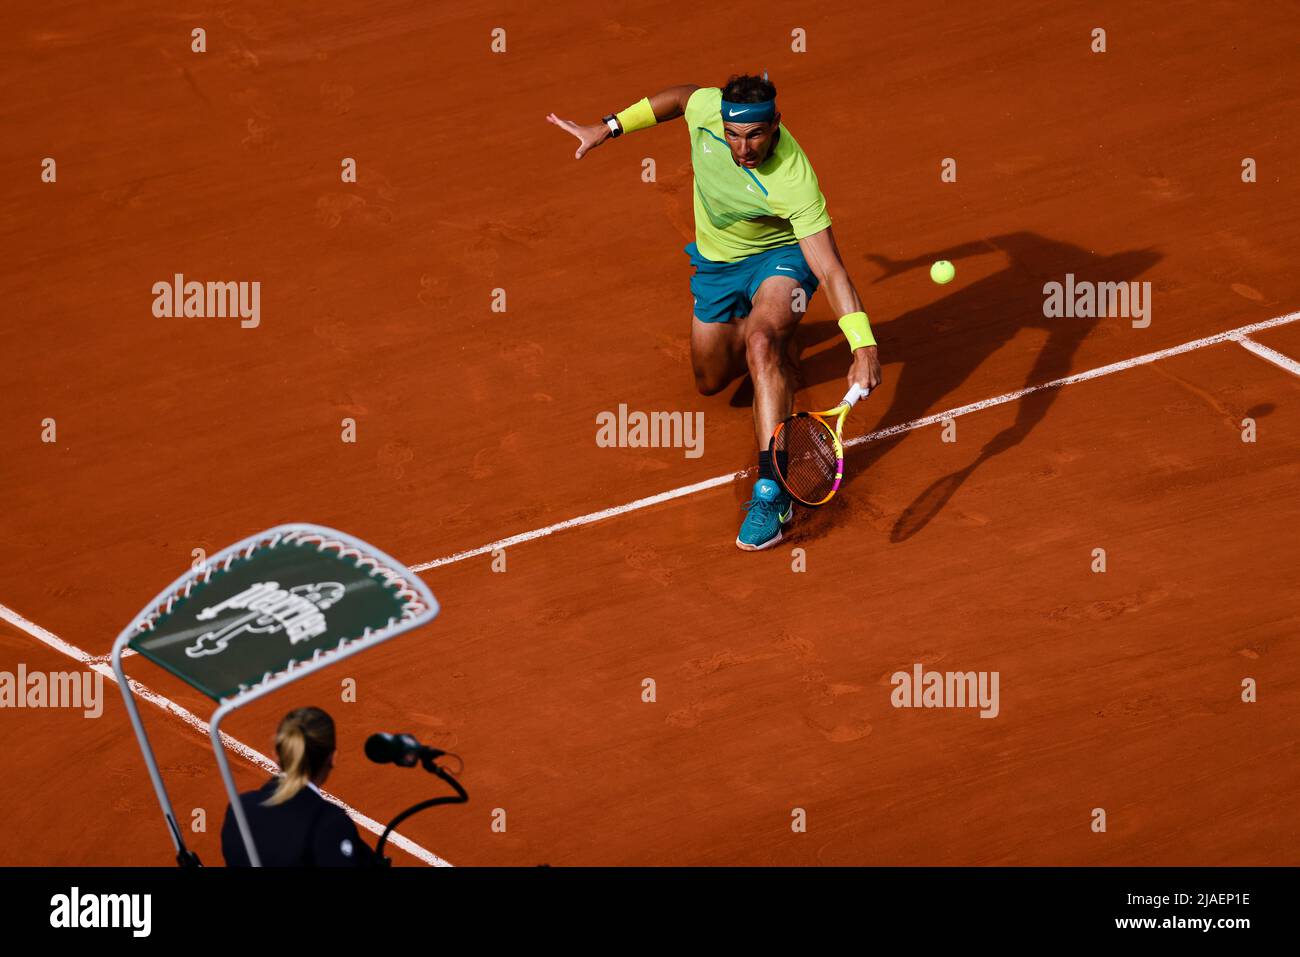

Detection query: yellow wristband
(615, 97), (657, 135)
(838, 311), (876, 350)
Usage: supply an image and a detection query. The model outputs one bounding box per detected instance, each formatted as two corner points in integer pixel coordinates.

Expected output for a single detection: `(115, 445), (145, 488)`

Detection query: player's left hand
(546, 113), (609, 159)
(848, 345), (881, 394)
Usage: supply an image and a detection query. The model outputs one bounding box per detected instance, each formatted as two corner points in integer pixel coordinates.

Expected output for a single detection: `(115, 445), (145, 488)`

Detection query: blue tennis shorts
(685, 241), (820, 324)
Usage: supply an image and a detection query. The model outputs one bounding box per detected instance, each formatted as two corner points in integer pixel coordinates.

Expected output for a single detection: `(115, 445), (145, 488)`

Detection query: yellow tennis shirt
(685, 87), (832, 263)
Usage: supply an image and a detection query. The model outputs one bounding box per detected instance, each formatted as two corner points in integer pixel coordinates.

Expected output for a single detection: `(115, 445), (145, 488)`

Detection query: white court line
(1234, 334), (1300, 377)
(0, 600), (451, 867)
(413, 309), (1300, 572)
(414, 471), (744, 570)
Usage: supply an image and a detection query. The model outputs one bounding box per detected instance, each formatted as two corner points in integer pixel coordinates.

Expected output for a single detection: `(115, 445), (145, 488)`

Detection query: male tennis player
(548, 74), (882, 551)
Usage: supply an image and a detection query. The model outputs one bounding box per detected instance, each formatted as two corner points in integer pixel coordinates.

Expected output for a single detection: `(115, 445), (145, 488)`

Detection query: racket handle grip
(841, 383), (871, 408)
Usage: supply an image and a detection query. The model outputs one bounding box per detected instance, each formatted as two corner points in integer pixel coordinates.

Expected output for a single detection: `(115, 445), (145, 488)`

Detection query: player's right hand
(848, 345), (882, 394)
(546, 113), (608, 159)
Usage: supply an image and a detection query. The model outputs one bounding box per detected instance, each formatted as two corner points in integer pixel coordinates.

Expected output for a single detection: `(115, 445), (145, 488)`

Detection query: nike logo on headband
(726, 108), (753, 117)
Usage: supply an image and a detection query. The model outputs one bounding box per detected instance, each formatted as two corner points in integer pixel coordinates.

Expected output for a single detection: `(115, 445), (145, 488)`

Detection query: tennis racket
(769, 383), (870, 507)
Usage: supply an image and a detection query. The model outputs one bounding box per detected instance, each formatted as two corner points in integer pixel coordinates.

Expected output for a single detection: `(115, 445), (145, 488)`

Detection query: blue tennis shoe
(736, 478), (794, 551)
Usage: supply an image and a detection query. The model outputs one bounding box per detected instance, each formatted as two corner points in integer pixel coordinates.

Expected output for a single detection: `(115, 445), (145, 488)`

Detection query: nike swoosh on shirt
(775, 265), (794, 271)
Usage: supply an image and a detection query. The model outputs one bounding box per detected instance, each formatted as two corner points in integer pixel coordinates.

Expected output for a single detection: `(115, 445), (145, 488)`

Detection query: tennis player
(548, 74), (882, 550)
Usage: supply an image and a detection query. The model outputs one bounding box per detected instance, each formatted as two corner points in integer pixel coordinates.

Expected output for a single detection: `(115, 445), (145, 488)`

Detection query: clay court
(2, 2), (1298, 866)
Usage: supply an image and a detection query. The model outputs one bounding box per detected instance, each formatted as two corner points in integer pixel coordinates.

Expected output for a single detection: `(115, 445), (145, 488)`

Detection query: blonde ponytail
(263, 707), (336, 806)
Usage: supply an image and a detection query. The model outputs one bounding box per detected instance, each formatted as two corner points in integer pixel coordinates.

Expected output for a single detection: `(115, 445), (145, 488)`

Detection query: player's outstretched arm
(799, 226), (883, 394)
(546, 84), (700, 159)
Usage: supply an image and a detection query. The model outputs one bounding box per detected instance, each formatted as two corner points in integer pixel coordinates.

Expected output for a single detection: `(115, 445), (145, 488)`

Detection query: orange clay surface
(1, 2), (1298, 865)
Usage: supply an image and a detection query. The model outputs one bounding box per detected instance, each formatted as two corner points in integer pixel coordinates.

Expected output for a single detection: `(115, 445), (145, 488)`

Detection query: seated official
(222, 706), (376, 867)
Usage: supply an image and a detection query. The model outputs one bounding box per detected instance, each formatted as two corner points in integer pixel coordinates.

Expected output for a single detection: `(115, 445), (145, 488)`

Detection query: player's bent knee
(744, 328), (782, 369)
(694, 367), (731, 396)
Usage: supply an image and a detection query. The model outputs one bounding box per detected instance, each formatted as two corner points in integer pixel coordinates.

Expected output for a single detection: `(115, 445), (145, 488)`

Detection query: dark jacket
(222, 777), (375, 867)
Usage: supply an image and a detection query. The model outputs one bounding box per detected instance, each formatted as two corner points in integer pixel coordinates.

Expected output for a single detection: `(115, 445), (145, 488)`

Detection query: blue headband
(720, 98), (776, 124)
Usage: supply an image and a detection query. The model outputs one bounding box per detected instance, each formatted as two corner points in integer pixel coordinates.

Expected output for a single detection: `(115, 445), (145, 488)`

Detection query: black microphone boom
(364, 731), (469, 865)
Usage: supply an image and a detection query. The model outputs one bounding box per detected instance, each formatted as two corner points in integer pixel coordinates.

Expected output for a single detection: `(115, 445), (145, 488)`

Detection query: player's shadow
(787, 231), (1162, 543)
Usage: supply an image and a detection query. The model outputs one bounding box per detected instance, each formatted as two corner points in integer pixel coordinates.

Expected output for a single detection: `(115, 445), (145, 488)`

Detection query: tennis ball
(930, 260), (955, 284)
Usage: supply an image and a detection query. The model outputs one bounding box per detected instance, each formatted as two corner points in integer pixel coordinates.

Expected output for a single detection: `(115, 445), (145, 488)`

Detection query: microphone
(364, 732), (446, 768)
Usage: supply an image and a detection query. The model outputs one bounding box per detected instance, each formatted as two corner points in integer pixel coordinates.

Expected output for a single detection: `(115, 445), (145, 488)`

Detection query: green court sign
(113, 525), (439, 866)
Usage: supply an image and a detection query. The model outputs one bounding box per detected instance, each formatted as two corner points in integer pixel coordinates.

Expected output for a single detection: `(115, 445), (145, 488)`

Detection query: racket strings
(774, 417), (840, 503)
